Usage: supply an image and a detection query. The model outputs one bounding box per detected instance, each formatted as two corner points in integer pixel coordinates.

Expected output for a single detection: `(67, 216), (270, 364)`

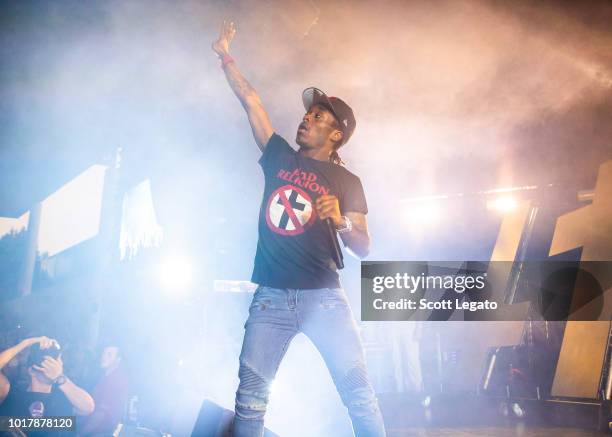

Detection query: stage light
(487, 196), (518, 212)
(158, 255), (193, 292)
(421, 395), (431, 408)
(511, 402), (525, 418)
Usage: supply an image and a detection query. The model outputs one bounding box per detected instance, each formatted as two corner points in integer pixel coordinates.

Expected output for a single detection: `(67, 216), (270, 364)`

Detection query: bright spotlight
(487, 196), (518, 212)
(403, 202), (441, 225)
(268, 379), (285, 399)
(158, 255), (193, 291)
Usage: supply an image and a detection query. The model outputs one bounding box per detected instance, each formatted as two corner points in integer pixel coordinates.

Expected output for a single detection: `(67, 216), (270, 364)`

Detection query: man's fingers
(223, 20), (234, 36)
(315, 196), (340, 221)
(316, 201), (335, 211)
(40, 337), (59, 349)
(226, 22), (236, 40)
(220, 20), (230, 37)
(42, 356), (60, 366)
(318, 202), (339, 211)
(317, 205), (339, 216)
(38, 337), (58, 349)
(316, 202), (340, 214)
(316, 195), (338, 204)
(316, 199), (338, 209)
(316, 199), (334, 207)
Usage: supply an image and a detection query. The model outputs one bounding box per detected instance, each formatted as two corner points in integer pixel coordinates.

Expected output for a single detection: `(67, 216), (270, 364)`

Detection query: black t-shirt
(0, 387), (73, 436)
(251, 133), (368, 289)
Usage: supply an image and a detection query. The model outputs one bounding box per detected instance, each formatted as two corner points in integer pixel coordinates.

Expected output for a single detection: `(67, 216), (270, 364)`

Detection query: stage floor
(379, 393), (610, 436)
(386, 426), (609, 436)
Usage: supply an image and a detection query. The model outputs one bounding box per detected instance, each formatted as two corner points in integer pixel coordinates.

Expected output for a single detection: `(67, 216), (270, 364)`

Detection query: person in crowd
(79, 344), (129, 436)
(0, 336), (95, 417)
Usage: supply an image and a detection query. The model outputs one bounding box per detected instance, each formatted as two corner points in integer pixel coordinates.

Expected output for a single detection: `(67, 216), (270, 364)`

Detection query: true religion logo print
(266, 185), (316, 235)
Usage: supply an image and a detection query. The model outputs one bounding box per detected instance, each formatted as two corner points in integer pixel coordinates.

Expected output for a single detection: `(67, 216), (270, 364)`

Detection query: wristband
(221, 54), (235, 69)
(54, 375), (67, 386)
(336, 216), (352, 234)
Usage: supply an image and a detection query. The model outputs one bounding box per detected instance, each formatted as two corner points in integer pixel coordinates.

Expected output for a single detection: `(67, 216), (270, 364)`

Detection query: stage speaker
(191, 400), (280, 437)
(113, 424), (167, 436)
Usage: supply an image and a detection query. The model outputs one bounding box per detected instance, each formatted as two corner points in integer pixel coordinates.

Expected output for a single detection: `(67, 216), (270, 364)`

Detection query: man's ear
(331, 129), (343, 144)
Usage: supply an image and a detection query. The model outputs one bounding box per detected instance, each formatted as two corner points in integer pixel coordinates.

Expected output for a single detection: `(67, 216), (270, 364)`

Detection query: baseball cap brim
(302, 87), (337, 119)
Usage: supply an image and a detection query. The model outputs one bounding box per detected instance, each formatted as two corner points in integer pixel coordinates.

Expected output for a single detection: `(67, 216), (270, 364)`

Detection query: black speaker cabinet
(191, 399), (280, 437)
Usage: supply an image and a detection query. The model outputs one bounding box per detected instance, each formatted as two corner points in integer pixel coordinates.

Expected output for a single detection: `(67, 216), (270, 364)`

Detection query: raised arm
(212, 21), (273, 152)
(33, 356), (95, 415)
(0, 337), (57, 403)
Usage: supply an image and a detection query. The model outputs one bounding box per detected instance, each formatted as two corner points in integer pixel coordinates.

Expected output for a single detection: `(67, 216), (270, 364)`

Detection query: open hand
(212, 20), (236, 57)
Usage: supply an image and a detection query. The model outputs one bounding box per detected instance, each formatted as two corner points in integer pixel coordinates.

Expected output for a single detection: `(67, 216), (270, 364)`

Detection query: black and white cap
(302, 87), (356, 146)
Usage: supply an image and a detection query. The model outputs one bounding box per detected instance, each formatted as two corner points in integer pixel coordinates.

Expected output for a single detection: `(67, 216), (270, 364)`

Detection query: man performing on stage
(213, 21), (386, 437)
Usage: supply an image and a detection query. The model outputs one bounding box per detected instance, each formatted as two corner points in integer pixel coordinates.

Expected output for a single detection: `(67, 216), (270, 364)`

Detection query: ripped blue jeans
(233, 286), (386, 437)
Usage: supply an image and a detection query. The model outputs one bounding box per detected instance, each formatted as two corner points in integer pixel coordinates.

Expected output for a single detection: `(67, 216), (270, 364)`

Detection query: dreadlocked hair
(330, 146), (345, 166)
(329, 118), (345, 166)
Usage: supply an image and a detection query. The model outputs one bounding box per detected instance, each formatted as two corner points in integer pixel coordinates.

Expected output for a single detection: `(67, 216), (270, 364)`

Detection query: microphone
(325, 218), (344, 270)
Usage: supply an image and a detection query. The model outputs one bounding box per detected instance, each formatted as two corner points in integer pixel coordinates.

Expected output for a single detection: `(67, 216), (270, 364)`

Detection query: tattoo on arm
(224, 63), (257, 107)
(341, 212), (371, 259)
(214, 22), (273, 150)
(221, 61), (274, 150)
